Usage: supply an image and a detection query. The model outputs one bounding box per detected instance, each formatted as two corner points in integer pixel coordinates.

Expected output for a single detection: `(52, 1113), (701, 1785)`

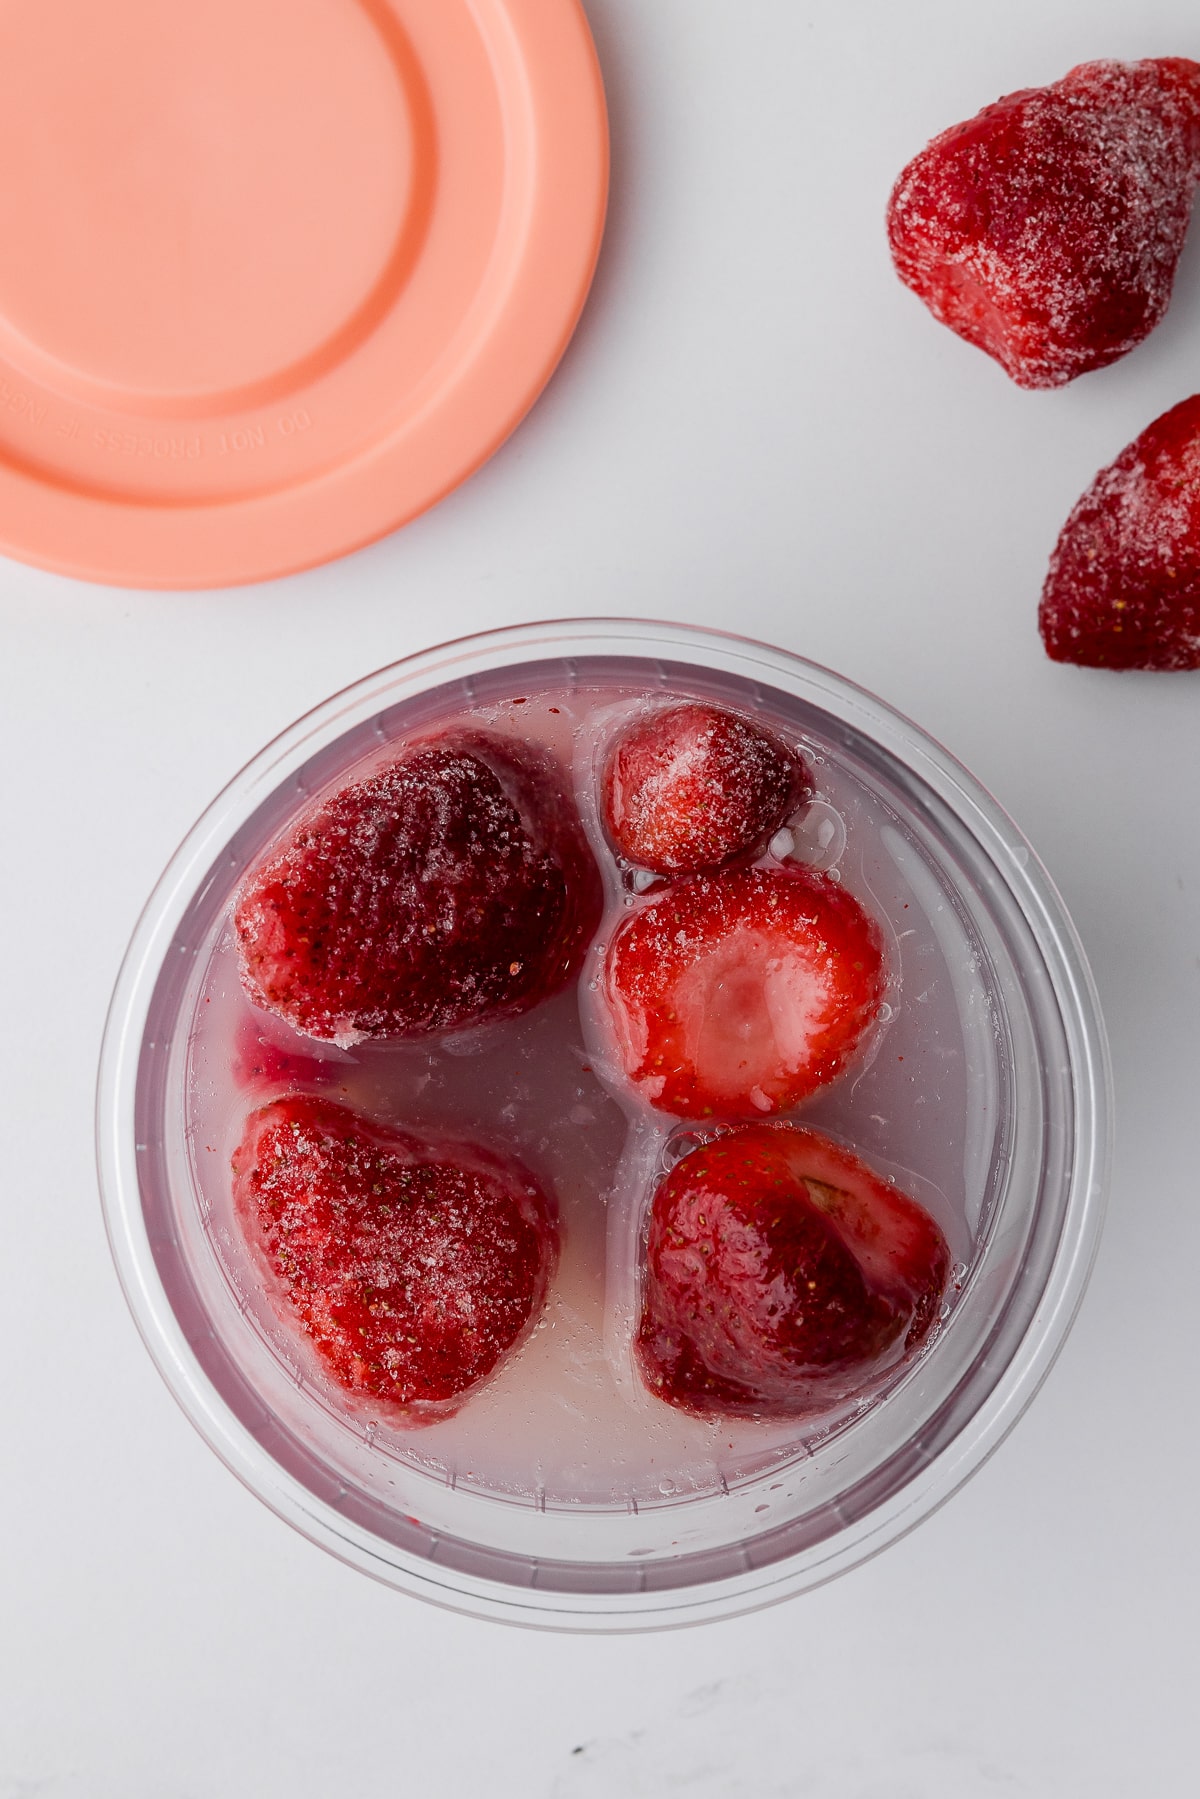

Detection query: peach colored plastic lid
(0, 0), (608, 588)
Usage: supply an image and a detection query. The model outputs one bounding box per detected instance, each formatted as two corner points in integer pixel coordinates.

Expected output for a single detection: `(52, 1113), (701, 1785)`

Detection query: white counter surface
(2, 2), (1196, 1793)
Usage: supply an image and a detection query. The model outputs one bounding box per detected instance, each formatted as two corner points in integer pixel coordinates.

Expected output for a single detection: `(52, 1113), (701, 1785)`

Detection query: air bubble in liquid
(788, 799), (847, 871)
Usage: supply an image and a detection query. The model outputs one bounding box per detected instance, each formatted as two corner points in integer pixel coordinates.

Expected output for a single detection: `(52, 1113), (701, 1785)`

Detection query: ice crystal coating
(235, 730), (603, 1044)
(888, 58), (1200, 388)
(603, 702), (810, 874)
(1041, 393), (1200, 667)
(232, 1096), (557, 1413)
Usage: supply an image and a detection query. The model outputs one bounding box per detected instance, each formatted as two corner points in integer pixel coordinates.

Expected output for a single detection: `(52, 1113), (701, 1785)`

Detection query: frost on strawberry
(1040, 394), (1200, 669)
(637, 1126), (950, 1418)
(232, 1096), (557, 1415)
(888, 58), (1200, 388)
(601, 867), (887, 1119)
(235, 730), (603, 1045)
(602, 702), (810, 874)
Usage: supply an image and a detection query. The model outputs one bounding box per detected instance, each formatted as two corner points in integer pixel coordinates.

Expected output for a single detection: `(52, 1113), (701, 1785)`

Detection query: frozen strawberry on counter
(637, 1125), (950, 1418)
(232, 1096), (557, 1415)
(235, 731), (602, 1045)
(888, 59), (1200, 388)
(602, 702), (810, 874)
(601, 867), (887, 1119)
(1041, 394), (1200, 669)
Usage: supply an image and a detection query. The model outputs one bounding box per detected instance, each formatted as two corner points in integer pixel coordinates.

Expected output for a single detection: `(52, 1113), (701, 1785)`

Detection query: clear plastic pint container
(97, 619), (1110, 1629)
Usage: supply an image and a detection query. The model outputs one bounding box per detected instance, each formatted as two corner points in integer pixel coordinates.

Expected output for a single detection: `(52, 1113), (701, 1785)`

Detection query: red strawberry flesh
(637, 1125), (951, 1418)
(1040, 393), (1200, 669)
(231, 1095), (557, 1415)
(235, 730), (602, 1045)
(602, 702), (810, 874)
(888, 58), (1200, 388)
(602, 867), (887, 1118)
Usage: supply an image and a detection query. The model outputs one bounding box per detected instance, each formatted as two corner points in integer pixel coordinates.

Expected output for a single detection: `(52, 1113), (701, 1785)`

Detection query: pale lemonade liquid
(184, 664), (991, 1510)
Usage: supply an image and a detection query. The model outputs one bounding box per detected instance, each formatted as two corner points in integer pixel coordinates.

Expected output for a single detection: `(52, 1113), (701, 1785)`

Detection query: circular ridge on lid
(0, 0), (609, 588)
